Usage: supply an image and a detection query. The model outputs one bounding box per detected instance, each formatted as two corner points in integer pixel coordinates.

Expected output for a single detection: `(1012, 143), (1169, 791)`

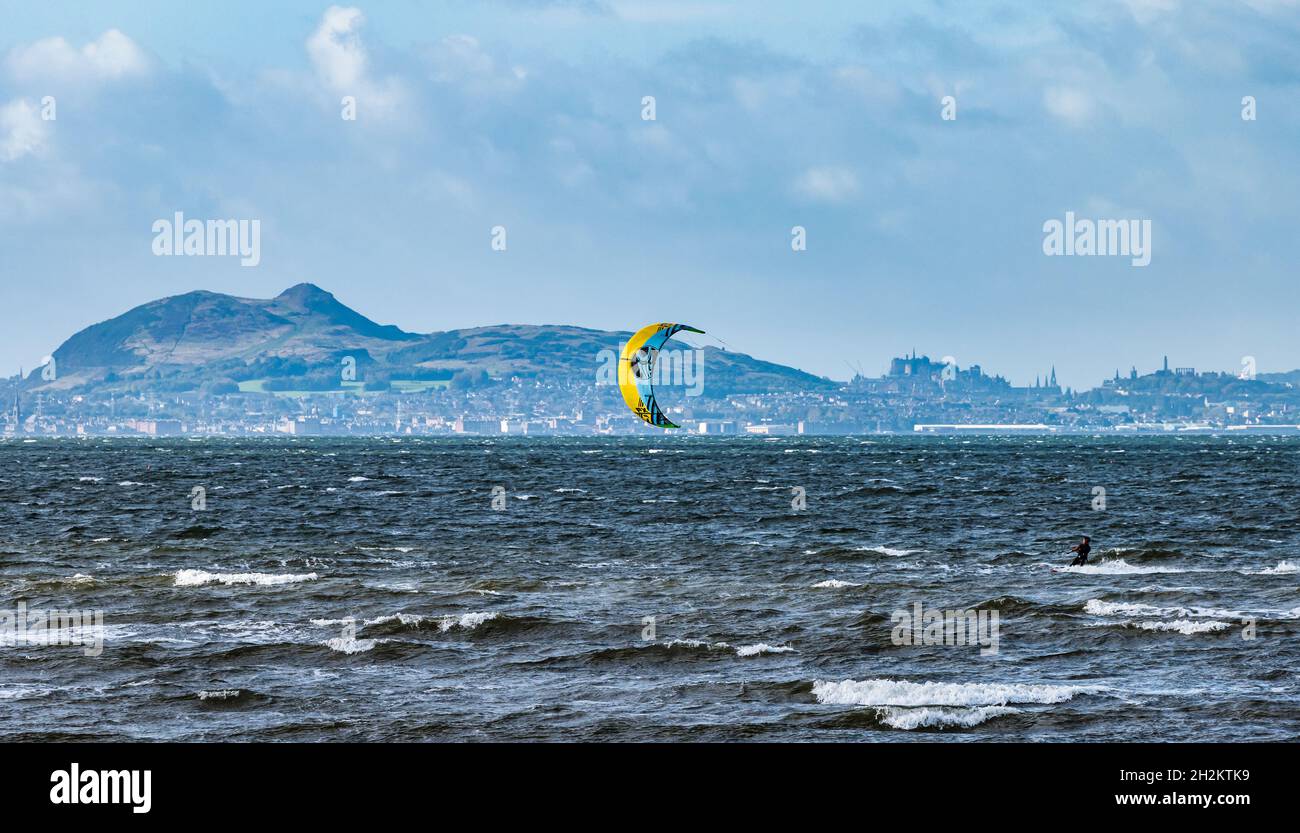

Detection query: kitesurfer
(1068, 536), (1091, 566)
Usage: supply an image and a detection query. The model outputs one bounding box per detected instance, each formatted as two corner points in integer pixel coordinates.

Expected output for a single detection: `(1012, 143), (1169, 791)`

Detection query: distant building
(889, 351), (944, 378)
(280, 417), (323, 435)
(453, 417), (503, 434)
(131, 419), (183, 436)
(914, 423), (1055, 433)
(744, 423), (797, 435)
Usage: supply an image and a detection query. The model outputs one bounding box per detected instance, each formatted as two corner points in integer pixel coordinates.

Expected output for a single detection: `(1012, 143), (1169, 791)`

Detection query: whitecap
(812, 678), (1101, 708)
(174, 570), (318, 587)
(1249, 561), (1298, 575)
(736, 643), (793, 657)
(323, 636), (378, 654)
(858, 546), (921, 557)
(878, 705), (1021, 730)
(664, 638), (717, 650)
(1129, 620), (1231, 634)
(438, 611), (497, 632)
(1053, 559), (1185, 575)
(1085, 599), (1246, 619)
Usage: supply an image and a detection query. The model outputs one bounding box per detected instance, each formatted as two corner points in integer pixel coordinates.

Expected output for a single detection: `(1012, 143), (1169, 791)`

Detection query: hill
(26, 283), (836, 397)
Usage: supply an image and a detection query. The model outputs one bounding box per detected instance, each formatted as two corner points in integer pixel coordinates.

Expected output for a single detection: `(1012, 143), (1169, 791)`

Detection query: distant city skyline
(3, 1), (1299, 390)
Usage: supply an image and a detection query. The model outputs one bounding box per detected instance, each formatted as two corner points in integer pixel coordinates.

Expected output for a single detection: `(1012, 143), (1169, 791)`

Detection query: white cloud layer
(793, 166), (861, 203)
(0, 98), (47, 162)
(306, 5), (404, 119)
(6, 29), (148, 84)
(1043, 86), (1095, 124)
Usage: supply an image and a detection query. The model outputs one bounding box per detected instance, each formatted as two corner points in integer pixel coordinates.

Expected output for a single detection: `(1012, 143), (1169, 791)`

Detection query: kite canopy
(618, 322), (705, 429)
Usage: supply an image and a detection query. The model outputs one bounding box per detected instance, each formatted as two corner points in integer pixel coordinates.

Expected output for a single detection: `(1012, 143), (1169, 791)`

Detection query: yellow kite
(618, 322), (704, 429)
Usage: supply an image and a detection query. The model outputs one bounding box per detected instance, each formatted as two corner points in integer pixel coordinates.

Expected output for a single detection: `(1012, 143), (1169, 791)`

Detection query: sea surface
(1, 435), (1297, 742)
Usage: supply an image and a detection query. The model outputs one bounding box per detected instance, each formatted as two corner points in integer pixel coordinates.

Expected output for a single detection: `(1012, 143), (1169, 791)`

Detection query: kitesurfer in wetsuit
(1068, 536), (1091, 566)
(629, 349), (650, 381)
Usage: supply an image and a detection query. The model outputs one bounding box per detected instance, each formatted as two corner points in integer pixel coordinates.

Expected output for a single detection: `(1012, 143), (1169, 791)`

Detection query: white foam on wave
(664, 638), (719, 650)
(1052, 558), (1185, 575)
(197, 689), (242, 700)
(439, 611), (497, 632)
(347, 476), (370, 482)
(812, 579), (860, 588)
(1249, 560), (1298, 575)
(1084, 599), (1245, 619)
(1130, 620), (1231, 634)
(366, 612), (425, 627)
(858, 546), (921, 557)
(812, 678), (1100, 708)
(323, 636), (378, 653)
(310, 611), (497, 632)
(878, 705), (1021, 730)
(116, 481), (146, 487)
(736, 643), (793, 657)
(174, 569), (318, 587)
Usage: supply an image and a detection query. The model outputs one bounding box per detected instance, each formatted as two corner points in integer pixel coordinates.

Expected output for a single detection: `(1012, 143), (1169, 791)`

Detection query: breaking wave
(877, 705), (1021, 730)
(1249, 561), (1298, 575)
(174, 570), (318, 587)
(1051, 559), (1187, 575)
(812, 678), (1100, 708)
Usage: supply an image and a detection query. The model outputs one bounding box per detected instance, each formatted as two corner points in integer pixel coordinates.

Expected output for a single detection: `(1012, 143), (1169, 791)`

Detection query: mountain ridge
(27, 283), (836, 396)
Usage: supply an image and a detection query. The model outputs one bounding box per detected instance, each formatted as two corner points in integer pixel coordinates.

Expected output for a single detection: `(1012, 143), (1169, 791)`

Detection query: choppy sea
(1, 435), (1296, 741)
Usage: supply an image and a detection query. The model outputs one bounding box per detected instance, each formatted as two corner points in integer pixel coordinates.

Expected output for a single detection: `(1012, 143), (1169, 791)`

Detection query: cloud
(1043, 86), (1095, 124)
(0, 99), (48, 162)
(792, 166), (860, 203)
(426, 34), (528, 93)
(6, 29), (148, 84)
(307, 6), (368, 90)
(1121, 0), (1179, 24)
(306, 5), (404, 118)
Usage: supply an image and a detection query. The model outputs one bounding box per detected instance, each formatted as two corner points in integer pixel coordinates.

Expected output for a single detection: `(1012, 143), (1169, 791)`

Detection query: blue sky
(2, 0), (1298, 388)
